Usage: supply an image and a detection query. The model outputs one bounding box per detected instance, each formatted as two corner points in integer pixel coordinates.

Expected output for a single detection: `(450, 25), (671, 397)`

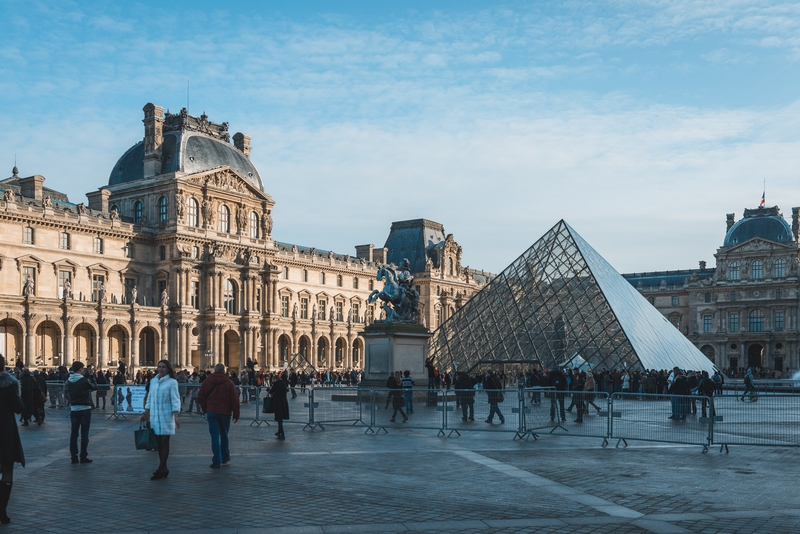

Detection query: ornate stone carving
(110, 208), (120, 220)
(236, 206), (246, 235)
(262, 209), (273, 235)
(22, 278), (34, 297)
(175, 191), (185, 219)
(163, 108), (230, 142)
(42, 195), (52, 208)
(191, 170), (247, 193)
(202, 198), (215, 226)
(76, 203), (87, 215)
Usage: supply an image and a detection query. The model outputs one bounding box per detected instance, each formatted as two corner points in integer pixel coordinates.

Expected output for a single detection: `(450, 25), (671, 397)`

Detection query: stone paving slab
(1, 401), (799, 533)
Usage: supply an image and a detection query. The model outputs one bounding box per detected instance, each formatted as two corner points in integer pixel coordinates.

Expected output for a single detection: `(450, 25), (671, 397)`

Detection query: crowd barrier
(81, 383), (798, 453)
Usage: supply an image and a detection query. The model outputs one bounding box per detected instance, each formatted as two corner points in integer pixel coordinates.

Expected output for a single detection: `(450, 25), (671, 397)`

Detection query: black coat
(269, 378), (290, 421)
(0, 372), (26, 470)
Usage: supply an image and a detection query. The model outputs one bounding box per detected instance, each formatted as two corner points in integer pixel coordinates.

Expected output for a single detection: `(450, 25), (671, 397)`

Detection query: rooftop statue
(368, 259), (420, 323)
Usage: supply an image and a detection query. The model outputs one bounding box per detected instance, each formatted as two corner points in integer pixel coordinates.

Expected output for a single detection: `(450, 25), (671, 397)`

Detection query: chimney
(18, 175), (45, 201)
(372, 247), (388, 264)
(792, 207), (799, 242)
(142, 103), (164, 177)
(233, 132), (251, 159)
(726, 213), (735, 232)
(355, 244), (374, 262)
(699, 260), (706, 270)
(87, 189), (111, 213)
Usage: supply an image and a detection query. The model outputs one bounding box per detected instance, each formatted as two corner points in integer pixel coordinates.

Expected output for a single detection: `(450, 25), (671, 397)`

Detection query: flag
(760, 190), (765, 207)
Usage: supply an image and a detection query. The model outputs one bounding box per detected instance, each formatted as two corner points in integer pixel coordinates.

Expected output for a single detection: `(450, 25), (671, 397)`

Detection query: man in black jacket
(454, 372), (475, 421)
(548, 368), (568, 422)
(64, 362), (97, 465)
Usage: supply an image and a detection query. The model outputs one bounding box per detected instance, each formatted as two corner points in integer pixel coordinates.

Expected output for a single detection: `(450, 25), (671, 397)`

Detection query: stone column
(98, 321), (108, 369)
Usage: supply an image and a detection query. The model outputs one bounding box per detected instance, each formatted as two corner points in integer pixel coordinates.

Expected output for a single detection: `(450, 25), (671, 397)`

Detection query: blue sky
(2, 0), (799, 274)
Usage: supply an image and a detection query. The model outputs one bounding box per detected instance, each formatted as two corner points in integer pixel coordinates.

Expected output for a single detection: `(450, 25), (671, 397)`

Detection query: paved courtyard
(4, 393), (800, 534)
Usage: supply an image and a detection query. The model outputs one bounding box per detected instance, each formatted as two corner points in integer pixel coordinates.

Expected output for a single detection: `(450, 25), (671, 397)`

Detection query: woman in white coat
(143, 360), (181, 480)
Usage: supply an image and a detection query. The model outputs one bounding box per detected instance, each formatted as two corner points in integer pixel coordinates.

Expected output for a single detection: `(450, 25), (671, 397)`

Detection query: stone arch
(107, 324), (129, 367)
(298, 335), (311, 363)
(278, 334), (292, 363)
(335, 337), (346, 367)
(35, 320), (61, 367)
(73, 322), (97, 367)
(138, 326), (159, 367)
(700, 344), (715, 363)
(0, 317), (25, 367)
(351, 338), (363, 368)
(747, 343), (764, 369)
(316, 336), (329, 367)
(224, 328), (241, 371)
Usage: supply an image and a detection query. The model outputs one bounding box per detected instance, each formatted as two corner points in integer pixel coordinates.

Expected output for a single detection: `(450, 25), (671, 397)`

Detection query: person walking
(548, 368), (568, 422)
(19, 370), (43, 426)
(571, 372), (586, 423)
(187, 372), (201, 413)
(584, 372), (602, 414)
(389, 371), (408, 423)
(268, 373), (290, 439)
(484, 370), (505, 424)
(698, 370), (716, 418)
(0, 356), (25, 525)
(741, 368), (756, 401)
(197, 364), (240, 469)
(95, 370), (108, 410)
(401, 370), (415, 415)
(143, 360), (181, 480)
(455, 371), (475, 421)
(64, 361), (97, 465)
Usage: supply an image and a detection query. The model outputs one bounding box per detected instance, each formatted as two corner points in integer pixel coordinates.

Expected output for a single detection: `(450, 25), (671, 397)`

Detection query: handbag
(497, 392), (505, 403)
(134, 421), (158, 451)
(262, 395), (274, 414)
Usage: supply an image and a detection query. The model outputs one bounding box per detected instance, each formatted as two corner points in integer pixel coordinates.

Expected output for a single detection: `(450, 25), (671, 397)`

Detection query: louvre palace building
(624, 205), (800, 376)
(0, 103), (490, 372)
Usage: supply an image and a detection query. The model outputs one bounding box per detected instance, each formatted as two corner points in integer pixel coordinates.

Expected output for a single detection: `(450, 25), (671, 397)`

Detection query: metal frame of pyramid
(429, 221), (715, 374)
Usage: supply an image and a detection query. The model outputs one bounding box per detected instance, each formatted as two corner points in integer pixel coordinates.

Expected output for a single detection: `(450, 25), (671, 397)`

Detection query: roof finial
(12, 154), (17, 177)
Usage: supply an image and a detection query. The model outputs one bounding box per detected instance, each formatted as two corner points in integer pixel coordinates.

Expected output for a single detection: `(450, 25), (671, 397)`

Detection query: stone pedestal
(359, 323), (432, 388)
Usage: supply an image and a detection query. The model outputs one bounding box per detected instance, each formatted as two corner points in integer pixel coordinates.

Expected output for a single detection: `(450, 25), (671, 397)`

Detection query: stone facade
(624, 205), (800, 375)
(0, 104), (489, 372)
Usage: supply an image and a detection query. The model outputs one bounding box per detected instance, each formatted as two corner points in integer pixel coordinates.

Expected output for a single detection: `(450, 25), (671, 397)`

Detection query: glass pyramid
(430, 221), (715, 373)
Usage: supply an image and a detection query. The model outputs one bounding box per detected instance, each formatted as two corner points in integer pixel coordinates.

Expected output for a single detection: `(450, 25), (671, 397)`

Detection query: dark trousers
(550, 396), (565, 421)
(701, 398), (715, 418)
(155, 435), (171, 473)
(69, 409), (92, 460)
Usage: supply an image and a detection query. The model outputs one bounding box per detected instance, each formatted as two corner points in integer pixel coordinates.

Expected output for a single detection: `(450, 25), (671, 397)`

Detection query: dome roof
(723, 206), (792, 247)
(109, 119), (263, 191)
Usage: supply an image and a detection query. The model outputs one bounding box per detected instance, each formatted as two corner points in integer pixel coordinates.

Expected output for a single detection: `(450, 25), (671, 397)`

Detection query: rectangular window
(58, 270), (71, 298)
(671, 296), (679, 306)
(775, 311), (785, 332)
(302, 270), (308, 282)
(191, 281), (200, 309)
(59, 232), (70, 250)
(283, 266), (289, 279)
(776, 289), (782, 300)
(729, 313), (739, 333)
(92, 274), (105, 302)
(93, 237), (103, 254)
(703, 314), (713, 333)
(22, 266), (36, 296)
(749, 313), (764, 333)
(704, 293), (711, 303)
(159, 245), (166, 261)
(352, 303), (360, 323)
(730, 292), (737, 302)
(336, 301), (344, 322)
(353, 277), (359, 289)
(318, 300), (327, 320)
(23, 227), (33, 245)
(281, 296), (289, 317)
(124, 243), (134, 258)
(369, 279), (374, 291)
(320, 272), (326, 284)
(255, 288), (261, 313)
(337, 275), (343, 287)
(300, 298), (308, 319)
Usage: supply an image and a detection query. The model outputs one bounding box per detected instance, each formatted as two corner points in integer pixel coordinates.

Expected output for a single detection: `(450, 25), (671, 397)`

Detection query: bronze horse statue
(368, 265), (419, 323)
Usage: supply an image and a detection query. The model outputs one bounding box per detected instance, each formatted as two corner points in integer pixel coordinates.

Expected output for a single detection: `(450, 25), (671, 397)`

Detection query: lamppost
(203, 349), (213, 372)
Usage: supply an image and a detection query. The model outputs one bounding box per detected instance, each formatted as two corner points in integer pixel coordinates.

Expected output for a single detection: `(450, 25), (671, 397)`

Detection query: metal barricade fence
(610, 393), (712, 451)
(444, 388), (521, 437)
(370, 388), (445, 434)
(520, 389), (610, 443)
(45, 381), (67, 410)
(306, 387), (369, 431)
(710, 394), (800, 451)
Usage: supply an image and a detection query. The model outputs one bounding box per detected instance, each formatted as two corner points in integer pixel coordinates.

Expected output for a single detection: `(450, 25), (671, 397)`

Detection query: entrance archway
(139, 327), (158, 367)
(224, 330), (241, 371)
(316, 337), (328, 367)
(700, 345), (715, 363)
(0, 319), (23, 366)
(108, 325), (128, 367)
(36, 321), (61, 367)
(298, 336), (310, 364)
(335, 337), (345, 367)
(74, 323), (97, 366)
(278, 335), (291, 365)
(351, 339), (363, 367)
(747, 343), (763, 369)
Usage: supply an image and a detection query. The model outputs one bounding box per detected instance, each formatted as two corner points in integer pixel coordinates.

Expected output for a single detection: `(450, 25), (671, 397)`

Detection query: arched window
(133, 200), (143, 225)
(249, 212), (259, 239)
(774, 259), (786, 278)
(187, 198), (198, 227)
(728, 262), (740, 281)
(158, 196), (168, 226)
(224, 279), (237, 314)
(219, 204), (230, 233)
(751, 260), (763, 279)
(749, 309), (765, 332)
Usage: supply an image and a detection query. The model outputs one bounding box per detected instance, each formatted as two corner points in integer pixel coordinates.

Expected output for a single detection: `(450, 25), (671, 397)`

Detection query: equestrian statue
(368, 258), (420, 323)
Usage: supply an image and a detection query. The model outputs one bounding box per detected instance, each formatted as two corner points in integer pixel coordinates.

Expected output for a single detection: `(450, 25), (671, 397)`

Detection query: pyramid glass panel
(429, 220), (715, 373)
